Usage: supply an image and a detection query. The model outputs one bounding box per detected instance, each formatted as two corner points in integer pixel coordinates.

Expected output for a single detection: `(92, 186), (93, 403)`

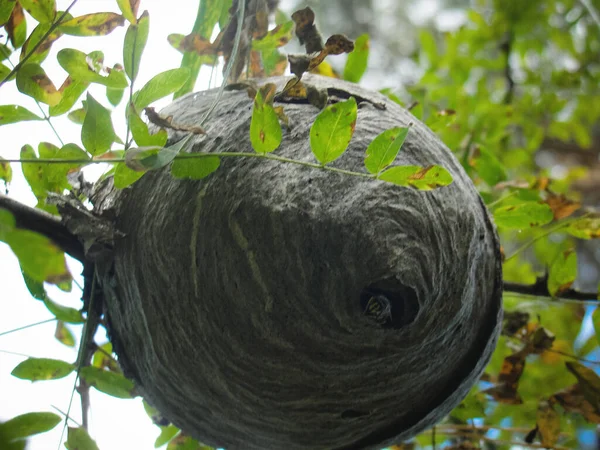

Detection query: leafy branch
(0, 0), (79, 88)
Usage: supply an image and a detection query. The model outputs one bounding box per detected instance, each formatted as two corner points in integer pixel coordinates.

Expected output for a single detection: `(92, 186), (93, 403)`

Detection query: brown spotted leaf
(6, 3), (27, 48)
(55, 321), (75, 347)
(59, 12), (125, 36)
(551, 384), (600, 423)
(566, 361), (600, 412)
(116, 0), (140, 24)
(16, 63), (61, 105)
(566, 217), (600, 239)
(537, 400), (560, 447)
(168, 33), (216, 56)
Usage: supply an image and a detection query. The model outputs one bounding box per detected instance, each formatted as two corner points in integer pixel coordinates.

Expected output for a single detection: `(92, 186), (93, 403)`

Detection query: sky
(0, 1), (221, 448)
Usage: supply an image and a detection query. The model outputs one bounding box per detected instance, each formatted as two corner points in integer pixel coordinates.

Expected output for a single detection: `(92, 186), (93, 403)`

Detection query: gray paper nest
(83, 74), (502, 450)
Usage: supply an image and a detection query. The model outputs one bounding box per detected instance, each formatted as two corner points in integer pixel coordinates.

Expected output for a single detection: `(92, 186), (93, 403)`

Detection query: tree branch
(0, 194), (85, 262)
(503, 278), (598, 302)
(500, 30), (515, 105)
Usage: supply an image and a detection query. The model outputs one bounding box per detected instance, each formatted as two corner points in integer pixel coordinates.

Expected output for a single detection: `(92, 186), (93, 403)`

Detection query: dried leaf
(291, 7), (322, 53)
(545, 192), (581, 220)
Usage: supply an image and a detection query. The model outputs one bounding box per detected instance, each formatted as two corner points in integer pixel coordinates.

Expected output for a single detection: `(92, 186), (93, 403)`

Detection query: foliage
(0, 0), (599, 449)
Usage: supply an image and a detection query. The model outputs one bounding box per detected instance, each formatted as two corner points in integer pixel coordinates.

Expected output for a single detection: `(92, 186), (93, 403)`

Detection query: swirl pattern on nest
(98, 75), (503, 450)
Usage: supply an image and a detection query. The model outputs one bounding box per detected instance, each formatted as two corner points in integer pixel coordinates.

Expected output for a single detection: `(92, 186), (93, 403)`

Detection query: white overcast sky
(0, 1), (227, 449)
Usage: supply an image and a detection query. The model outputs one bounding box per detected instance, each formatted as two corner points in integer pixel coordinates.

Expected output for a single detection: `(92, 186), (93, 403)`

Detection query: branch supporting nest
(503, 278), (598, 302)
(0, 193), (84, 262)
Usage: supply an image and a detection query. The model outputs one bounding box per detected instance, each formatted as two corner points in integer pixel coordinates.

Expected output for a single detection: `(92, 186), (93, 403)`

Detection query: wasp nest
(84, 74), (502, 450)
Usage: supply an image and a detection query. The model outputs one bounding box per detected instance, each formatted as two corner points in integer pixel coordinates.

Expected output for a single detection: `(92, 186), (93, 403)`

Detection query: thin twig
(1, 151), (379, 179)
(59, 272), (99, 446)
(198, 0), (246, 128)
(3, 59), (64, 145)
(503, 280), (598, 302)
(51, 405), (82, 427)
(0, 318), (57, 337)
(500, 30), (515, 104)
(0, 1), (79, 88)
(505, 216), (584, 262)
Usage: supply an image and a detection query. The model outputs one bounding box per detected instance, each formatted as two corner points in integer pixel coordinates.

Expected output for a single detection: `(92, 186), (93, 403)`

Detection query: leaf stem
(3, 151), (379, 180)
(505, 216), (583, 262)
(0, 318), (57, 337)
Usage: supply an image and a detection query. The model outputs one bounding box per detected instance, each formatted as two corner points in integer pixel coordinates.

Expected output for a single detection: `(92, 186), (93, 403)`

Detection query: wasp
(363, 294), (393, 326)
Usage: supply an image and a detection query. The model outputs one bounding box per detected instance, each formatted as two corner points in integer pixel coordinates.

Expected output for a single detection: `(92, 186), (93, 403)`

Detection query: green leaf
(419, 29), (438, 66)
(38, 142), (89, 189)
(106, 85), (125, 106)
(113, 162), (146, 189)
(81, 93), (118, 155)
(310, 97), (357, 165)
(17, 0), (55, 22)
(11, 357), (74, 381)
(547, 249), (577, 297)
(20, 144), (48, 204)
(133, 68), (190, 110)
(250, 86), (282, 154)
(49, 77), (89, 116)
(0, 1), (16, 25)
(493, 202), (554, 229)
(0, 208), (16, 241)
(128, 109), (168, 147)
(65, 427), (99, 450)
(0, 63), (10, 82)
(67, 107), (85, 124)
(116, 0), (138, 23)
(92, 342), (118, 371)
(79, 366), (136, 398)
(155, 425), (179, 448)
(0, 412), (61, 441)
(126, 134), (194, 171)
(57, 48), (128, 88)
(16, 63), (61, 106)
(252, 21), (294, 51)
(5, 229), (69, 283)
(20, 142), (86, 204)
(0, 105), (42, 125)
(173, 0), (222, 99)
(469, 145), (507, 186)
(171, 156), (220, 180)
(59, 12), (125, 36)
(364, 127), (409, 174)
(379, 165), (453, 190)
(343, 33), (369, 83)
(123, 11), (149, 82)
(0, 157), (12, 187)
(44, 297), (83, 323)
